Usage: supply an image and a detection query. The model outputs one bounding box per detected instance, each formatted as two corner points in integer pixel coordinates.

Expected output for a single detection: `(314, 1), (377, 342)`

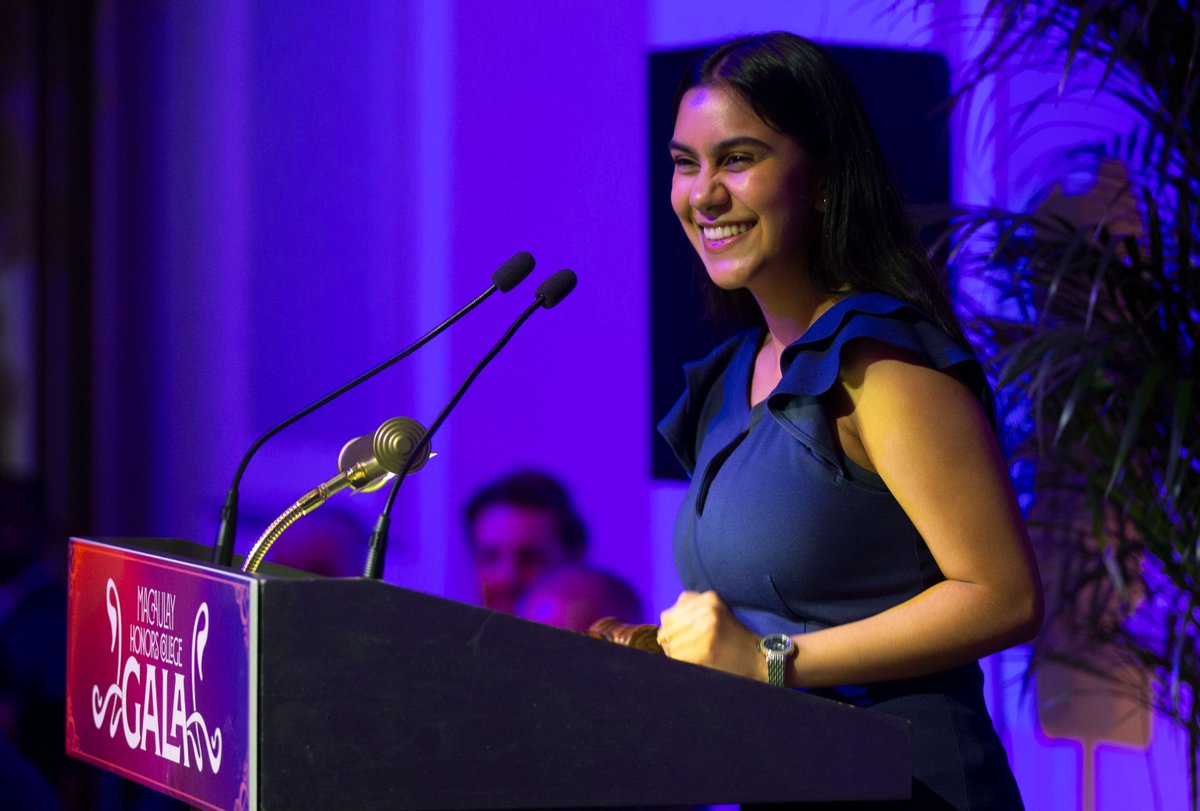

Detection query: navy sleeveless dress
(657, 293), (1024, 810)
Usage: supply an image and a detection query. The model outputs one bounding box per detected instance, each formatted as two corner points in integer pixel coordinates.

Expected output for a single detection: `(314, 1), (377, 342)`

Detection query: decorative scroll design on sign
(88, 577), (223, 774)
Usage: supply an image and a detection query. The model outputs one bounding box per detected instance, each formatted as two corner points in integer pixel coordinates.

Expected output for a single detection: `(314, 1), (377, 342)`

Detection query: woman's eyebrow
(668, 136), (772, 153)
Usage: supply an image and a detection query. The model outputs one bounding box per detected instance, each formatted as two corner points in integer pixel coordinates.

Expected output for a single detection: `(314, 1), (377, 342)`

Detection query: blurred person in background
(463, 470), (587, 614)
(517, 564), (643, 633)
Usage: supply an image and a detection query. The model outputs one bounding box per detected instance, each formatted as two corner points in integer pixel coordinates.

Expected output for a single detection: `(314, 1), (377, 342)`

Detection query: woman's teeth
(702, 223), (751, 240)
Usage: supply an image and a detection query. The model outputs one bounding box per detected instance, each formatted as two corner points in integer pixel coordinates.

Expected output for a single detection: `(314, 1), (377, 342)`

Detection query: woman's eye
(724, 153), (752, 168)
(671, 155), (697, 171)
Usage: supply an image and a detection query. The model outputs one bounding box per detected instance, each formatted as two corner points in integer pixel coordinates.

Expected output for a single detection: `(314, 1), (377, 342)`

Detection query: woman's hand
(658, 590), (766, 682)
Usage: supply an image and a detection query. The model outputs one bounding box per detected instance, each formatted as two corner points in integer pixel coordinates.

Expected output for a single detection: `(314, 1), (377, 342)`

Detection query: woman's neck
(751, 280), (843, 359)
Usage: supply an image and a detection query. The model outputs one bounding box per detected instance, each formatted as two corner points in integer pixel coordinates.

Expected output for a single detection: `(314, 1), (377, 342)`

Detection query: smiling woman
(669, 88), (823, 297)
(655, 32), (1042, 810)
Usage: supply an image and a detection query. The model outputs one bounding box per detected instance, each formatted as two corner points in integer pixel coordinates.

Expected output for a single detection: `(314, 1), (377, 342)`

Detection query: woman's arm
(658, 339), (1044, 687)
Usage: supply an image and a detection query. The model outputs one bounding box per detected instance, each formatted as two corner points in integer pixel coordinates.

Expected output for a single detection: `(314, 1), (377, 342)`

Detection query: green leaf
(1060, 0), (1106, 96)
(1106, 360), (1167, 495)
(1163, 378), (1195, 503)
(1084, 231), (1122, 335)
(1054, 344), (1113, 444)
(1037, 224), (1089, 330)
(1102, 544), (1129, 602)
(1143, 187), (1164, 272)
(1176, 176), (1195, 281)
(1096, 10), (1141, 94)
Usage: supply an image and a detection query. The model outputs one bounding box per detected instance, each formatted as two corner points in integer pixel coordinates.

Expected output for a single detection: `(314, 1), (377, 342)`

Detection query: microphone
(334, 435), (389, 492)
(362, 269), (578, 579)
(535, 268), (577, 307)
(336, 416), (433, 493)
(241, 416), (432, 573)
(211, 252), (535, 567)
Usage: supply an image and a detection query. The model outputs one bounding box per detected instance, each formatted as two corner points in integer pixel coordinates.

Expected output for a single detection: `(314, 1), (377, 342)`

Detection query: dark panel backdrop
(649, 43), (951, 480)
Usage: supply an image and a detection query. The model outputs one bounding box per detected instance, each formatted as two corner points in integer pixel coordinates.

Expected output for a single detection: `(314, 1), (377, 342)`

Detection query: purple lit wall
(92, 0), (657, 606)
(86, 0), (1190, 807)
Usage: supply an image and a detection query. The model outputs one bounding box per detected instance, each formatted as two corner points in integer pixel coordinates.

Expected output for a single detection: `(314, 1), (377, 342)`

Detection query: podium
(65, 536), (911, 809)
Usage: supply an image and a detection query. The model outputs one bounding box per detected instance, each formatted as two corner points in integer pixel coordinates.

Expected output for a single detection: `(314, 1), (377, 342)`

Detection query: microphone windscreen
(492, 251), (535, 292)
(535, 269), (577, 308)
(374, 417), (431, 474)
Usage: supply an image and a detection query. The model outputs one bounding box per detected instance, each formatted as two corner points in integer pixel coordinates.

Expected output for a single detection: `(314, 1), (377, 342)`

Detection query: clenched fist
(658, 590), (767, 683)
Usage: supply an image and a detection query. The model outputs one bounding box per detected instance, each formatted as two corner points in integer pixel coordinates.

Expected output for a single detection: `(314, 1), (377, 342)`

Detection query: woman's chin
(702, 262), (754, 291)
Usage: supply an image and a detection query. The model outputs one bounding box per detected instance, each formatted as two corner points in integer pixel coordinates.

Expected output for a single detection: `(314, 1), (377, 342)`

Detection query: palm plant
(900, 0), (1198, 805)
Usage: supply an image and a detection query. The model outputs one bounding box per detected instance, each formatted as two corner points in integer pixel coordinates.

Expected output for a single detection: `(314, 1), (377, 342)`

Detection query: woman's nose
(689, 173), (729, 213)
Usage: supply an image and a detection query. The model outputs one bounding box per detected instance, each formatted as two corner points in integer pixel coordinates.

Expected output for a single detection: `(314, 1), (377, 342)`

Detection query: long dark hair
(674, 32), (971, 350)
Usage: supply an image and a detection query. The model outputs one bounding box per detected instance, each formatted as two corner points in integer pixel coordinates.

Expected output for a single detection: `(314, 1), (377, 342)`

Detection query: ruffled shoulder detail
(765, 292), (994, 471)
(656, 330), (755, 476)
(771, 292), (989, 405)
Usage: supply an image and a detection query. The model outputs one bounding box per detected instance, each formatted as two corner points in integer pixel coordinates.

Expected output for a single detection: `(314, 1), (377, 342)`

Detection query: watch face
(760, 634), (794, 654)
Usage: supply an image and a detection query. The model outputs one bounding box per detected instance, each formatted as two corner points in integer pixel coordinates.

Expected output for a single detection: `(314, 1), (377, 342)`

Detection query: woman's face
(670, 85), (822, 298)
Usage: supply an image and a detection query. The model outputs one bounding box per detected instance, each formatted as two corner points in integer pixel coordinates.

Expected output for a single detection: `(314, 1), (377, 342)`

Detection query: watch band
(757, 633), (795, 687)
(765, 648), (787, 686)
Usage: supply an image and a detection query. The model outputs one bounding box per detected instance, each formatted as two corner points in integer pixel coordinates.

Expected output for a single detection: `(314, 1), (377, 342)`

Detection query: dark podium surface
(75, 538), (912, 809)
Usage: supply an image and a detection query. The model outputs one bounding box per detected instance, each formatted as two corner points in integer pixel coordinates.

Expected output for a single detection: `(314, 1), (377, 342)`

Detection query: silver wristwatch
(757, 633), (795, 687)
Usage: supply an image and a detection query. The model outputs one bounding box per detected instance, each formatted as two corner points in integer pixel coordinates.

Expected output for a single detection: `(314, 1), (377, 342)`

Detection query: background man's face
(470, 503), (570, 613)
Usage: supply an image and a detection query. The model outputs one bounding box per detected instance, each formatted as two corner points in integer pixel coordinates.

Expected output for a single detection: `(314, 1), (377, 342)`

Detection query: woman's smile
(700, 221), (756, 250)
